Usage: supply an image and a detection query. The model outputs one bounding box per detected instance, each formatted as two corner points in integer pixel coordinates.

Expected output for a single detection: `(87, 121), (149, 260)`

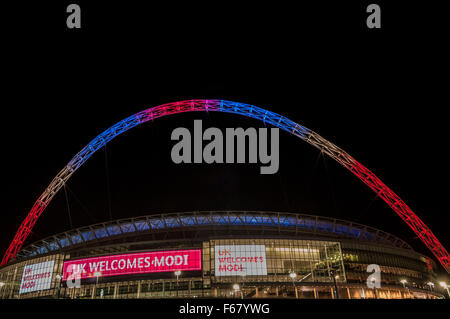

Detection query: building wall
(0, 254), (65, 299)
(340, 241), (436, 290)
(0, 237), (442, 299)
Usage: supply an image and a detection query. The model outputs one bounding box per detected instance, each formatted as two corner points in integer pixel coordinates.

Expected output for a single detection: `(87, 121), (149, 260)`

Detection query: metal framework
(17, 211), (412, 259)
(2, 100), (449, 273)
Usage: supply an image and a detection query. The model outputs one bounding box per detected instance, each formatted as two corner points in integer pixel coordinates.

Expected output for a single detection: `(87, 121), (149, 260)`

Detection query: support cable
(63, 184), (73, 229)
(322, 153), (339, 216)
(104, 146), (113, 221)
(64, 184), (96, 224)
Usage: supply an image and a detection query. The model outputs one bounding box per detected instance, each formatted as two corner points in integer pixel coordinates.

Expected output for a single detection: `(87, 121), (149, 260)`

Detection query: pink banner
(62, 249), (201, 280)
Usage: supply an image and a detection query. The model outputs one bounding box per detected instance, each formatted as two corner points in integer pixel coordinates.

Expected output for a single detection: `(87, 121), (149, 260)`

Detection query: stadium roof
(13, 211), (413, 262)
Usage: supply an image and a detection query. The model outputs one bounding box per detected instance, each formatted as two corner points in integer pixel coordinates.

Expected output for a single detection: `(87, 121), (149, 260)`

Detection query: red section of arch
(349, 160), (449, 273)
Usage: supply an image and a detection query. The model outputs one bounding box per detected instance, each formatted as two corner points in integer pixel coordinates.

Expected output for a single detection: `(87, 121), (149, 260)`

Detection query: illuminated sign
(215, 245), (267, 276)
(62, 249), (201, 280)
(19, 260), (55, 294)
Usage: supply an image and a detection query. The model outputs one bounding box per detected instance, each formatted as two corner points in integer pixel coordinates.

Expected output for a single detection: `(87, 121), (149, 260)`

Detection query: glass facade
(0, 236), (443, 299)
(0, 208), (444, 300)
(0, 254), (65, 299)
(204, 239), (346, 284)
(340, 241), (437, 291)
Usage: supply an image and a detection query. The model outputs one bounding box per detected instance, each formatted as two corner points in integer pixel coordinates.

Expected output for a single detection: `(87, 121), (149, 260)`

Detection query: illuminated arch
(2, 99), (449, 272)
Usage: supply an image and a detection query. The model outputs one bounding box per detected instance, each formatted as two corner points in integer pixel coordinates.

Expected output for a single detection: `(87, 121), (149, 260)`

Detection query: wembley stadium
(0, 211), (444, 299)
(0, 100), (449, 299)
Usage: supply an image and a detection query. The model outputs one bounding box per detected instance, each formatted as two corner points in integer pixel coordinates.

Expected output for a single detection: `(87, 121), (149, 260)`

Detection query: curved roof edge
(16, 211), (412, 261)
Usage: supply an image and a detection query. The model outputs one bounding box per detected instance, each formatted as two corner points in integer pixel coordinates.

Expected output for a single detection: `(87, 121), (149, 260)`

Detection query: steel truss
(2, 100), (449, 273)
(18, 211), (413, 259)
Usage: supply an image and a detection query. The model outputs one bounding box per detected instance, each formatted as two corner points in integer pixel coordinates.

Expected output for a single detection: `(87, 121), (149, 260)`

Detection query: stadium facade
(0, 211), (444, 299)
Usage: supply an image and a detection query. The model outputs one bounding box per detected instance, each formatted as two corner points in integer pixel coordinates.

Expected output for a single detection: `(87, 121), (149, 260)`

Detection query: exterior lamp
(94, 271), (102, 298)
(174, 271), (182, 297)
(55, 274), (62, 299)
(0, 282), (6, 298)
(439, 282), (450, 298)
(94, 272), (102, 284)
(289, 272), (298, 299)
(232, 283), (242, 299)
(400, 279), (407, 288)
(329, 270), (339, 299)
(400, 279), (410, 298)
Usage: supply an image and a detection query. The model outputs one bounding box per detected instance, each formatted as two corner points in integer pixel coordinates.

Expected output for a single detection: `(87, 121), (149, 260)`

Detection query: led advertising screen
(62, 249), (201, 280)
(215, 245), (267, 276)
(19, 260), (55, 294)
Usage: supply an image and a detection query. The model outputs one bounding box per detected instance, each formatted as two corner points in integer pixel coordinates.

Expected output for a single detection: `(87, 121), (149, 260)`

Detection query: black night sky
(1, 1), (449, 277)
